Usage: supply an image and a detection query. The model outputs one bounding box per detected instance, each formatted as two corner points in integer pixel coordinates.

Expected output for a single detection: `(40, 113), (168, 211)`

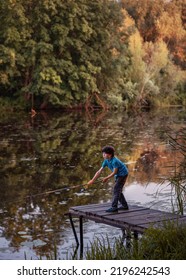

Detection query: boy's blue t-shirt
(102, 156), (128, 178)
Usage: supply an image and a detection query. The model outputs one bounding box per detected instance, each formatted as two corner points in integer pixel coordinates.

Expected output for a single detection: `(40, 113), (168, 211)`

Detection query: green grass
(83, 222), (186, 260)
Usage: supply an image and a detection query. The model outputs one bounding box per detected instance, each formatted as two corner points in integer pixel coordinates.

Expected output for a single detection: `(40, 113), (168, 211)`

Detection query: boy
(88, 145), (129, 213)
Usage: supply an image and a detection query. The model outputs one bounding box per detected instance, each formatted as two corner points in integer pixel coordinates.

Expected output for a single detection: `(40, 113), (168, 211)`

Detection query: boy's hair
(102, 146), (115, 157)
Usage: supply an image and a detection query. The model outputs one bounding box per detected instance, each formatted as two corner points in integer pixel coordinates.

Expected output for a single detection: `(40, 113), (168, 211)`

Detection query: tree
(0, 0), (127, 109)
(156, 6), (186, 69)
(121, 0), (186, 70)
(120, 0), (164, 42)
(0, 0), (30, 90)
(125, 29), (178, 106)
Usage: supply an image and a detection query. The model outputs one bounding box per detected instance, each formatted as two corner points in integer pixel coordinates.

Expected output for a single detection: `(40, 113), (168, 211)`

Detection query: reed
(166, 128), (186, 214)
(85, 235), (128, 260)
(83, 222), (186, 260)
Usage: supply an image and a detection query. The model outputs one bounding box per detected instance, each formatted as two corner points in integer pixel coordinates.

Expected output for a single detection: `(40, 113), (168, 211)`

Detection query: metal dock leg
(134, 231), (138, 240)
(79, 216), (83, 258)
(69, 213), (79, 246)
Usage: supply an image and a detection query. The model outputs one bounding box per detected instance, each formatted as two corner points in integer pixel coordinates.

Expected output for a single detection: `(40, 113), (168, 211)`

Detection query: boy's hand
(102, 177), (109, 183)
(87, 180), (94, 185)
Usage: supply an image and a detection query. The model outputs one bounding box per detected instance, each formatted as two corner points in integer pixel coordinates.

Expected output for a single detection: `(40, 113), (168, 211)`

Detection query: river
(0, 107), (185, 259)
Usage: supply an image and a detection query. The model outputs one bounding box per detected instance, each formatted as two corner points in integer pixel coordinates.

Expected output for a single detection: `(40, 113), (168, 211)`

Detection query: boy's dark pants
(112, 175), (128, 208)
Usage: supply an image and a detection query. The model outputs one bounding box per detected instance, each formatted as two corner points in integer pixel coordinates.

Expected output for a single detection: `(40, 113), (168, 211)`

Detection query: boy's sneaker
(105, 207), (118, 213)
(118, 206), (129, 210)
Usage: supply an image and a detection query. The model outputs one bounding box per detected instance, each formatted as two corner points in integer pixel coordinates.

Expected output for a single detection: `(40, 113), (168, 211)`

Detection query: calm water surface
(0, 108), (185, 259)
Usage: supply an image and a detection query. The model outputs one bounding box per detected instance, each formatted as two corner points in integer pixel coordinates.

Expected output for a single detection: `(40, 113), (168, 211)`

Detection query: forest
(0, 0), (185, 110)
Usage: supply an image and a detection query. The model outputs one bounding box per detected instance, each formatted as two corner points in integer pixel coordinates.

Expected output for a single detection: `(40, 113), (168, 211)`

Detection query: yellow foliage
(143, 40), (169, 75)
(156, 11), (186, 41)
(129, 31), (146, 81)
(118, 9), (136, 41)
(121, 9), (135, 30)
(129, 31), (144, 56)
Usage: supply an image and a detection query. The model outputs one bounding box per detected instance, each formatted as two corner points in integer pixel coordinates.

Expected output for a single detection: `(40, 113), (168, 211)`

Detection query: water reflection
(0, 108), (185, 259)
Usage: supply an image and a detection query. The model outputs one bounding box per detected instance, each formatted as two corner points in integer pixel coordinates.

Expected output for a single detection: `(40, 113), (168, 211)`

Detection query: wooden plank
(70, 202), (111, 211)
(114, 214), (177, 226)
(99, 208), (160, 218)
(89, 205), (149, 215)
(80, 204), (113, 212)
(81, 209), (145, 218)
(98, 210), (180, 230)
(108, 210), (178, 222)
(70, 202), (147, 212)
(140, 216), (186, 230)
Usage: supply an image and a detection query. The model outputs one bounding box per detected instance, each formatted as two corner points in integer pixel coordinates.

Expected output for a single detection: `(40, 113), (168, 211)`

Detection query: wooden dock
(67, 202), (186, 253)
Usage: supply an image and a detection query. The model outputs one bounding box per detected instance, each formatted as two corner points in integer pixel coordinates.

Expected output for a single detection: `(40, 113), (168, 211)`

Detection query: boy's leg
(112, 176), (127, 208)
(119, 193), (128, 208)
(118, 175), (128, 208)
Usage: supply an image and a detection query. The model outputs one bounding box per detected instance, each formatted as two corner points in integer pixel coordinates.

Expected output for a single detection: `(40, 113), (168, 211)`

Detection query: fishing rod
(27, 179), (103, 199)
(0, 179), (103, 208)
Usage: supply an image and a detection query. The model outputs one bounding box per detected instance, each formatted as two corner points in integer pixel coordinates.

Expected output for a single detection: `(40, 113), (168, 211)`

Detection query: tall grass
(85, 235), (130, 260)
(84, 222), (186, 260)
(165, 128), (186, 214)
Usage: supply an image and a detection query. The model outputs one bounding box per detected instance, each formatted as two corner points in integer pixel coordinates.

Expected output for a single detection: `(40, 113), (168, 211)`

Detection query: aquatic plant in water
(165, 128), (186, 214)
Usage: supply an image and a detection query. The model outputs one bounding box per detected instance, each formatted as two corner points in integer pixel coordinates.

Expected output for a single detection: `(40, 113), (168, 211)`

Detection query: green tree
(0, 0), (127, 109)
(0, 0), (30, 90)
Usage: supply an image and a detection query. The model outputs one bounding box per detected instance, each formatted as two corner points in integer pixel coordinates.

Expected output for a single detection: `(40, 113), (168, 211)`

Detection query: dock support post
(126, 230), (131, 249)
(134, 231), (138, 240)
(121, 229), (126, 243)
(121, 228), (131, 248)
(69, 213), (79, 246)
(133, 230), (139, 254)
(79, 216), (83, 258)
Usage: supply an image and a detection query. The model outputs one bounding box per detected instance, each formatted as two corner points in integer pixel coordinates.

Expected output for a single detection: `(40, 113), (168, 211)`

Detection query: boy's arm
(102, 168), (118, 183)
(87, 167), (104, 185)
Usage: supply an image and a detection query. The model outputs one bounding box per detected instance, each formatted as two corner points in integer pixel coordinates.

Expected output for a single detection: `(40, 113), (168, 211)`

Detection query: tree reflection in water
(0, 108), (185, 259)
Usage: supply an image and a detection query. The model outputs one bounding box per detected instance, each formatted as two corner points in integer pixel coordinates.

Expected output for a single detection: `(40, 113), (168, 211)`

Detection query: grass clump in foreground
(84, 222), (186, 260)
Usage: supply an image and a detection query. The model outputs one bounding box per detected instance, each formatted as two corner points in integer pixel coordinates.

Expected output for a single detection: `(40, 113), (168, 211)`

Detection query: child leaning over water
(88, 146), (129, 213)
